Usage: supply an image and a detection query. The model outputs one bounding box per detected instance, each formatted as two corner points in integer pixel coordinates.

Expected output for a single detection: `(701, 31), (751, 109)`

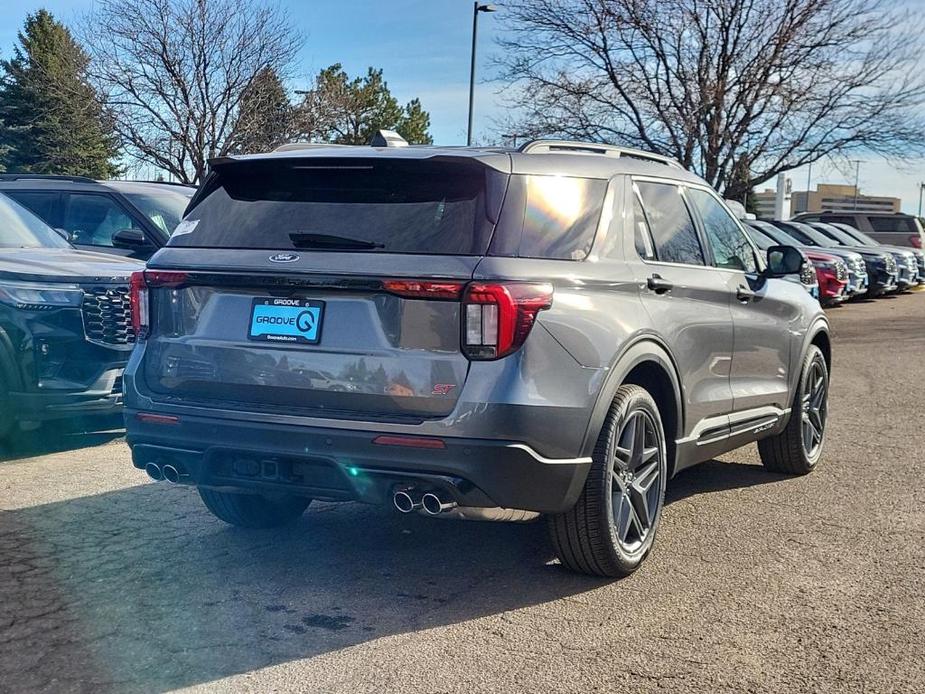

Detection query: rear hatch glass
(169, 158), (504, 254)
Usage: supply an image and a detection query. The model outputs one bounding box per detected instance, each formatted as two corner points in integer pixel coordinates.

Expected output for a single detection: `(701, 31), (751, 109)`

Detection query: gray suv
(124, 139), (831, 577)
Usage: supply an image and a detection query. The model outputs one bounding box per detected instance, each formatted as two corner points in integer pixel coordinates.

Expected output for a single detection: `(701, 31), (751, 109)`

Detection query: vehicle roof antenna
(369, 129), (409, 148)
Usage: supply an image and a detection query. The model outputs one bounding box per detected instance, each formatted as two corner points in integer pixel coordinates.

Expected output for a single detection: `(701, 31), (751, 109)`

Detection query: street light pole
(853, 160), (861, 210)
(467, 3), (496, 147)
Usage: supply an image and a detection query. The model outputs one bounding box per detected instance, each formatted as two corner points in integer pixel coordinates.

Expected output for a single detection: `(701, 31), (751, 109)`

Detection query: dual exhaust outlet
(144, 461), (187, 484)
(393, 489), (457, 516)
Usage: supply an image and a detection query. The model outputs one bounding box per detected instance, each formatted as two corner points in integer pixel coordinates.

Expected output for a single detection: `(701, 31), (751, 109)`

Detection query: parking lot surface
(1, 292), (924, 693)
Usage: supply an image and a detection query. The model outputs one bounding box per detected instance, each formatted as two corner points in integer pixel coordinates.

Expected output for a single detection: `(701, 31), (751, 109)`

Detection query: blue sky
(2, 0), (924, 213)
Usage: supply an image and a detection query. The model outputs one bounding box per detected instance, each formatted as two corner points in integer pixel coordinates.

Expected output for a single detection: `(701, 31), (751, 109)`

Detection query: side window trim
(631, 182), (657, 261)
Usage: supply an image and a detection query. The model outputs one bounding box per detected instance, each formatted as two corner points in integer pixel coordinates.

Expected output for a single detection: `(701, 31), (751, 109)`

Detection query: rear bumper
(125, 410), (592, 514)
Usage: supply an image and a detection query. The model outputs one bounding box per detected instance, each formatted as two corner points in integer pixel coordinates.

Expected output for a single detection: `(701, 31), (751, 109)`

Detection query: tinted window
(0, 193), (70, 248)
(5, 191), (58, 226)
(869, 216), (916, 233)
(635, 182), (705, 265)
(818, 215), (856, 226)
(172, 159), (500, 255)
(63, 194), (137, 247)
(688, 189), (757, 272)
(517, 175), (606, 259)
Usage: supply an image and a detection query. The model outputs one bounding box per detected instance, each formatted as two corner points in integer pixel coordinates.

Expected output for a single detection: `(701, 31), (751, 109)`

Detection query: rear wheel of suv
(198, 488), (311, 528)
(758, 345), (828, 475)
(548, 384), (667, 577)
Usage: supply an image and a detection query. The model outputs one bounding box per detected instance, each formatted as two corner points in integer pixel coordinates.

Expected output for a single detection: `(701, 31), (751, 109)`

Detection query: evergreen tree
(0, 10), (120, 177)
(298, 65), (433, 145)
(232, 67), (293, 154)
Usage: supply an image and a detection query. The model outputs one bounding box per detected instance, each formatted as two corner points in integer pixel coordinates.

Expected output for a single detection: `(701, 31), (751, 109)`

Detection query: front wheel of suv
(548, 384), (668, 578)
(198, 488), (311, 528)
(758, 345), (829, 475)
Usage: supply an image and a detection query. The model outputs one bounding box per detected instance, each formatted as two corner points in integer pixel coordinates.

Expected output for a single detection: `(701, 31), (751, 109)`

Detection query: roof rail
(118, 179), (197, 188)
(0, 173), (98, 183)
(518, 140), (683, 169)
(272, 142), (352, 152)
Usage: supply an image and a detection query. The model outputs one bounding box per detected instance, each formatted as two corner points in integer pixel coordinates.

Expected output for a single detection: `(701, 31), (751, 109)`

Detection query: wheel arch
(581, 336), (684, 476)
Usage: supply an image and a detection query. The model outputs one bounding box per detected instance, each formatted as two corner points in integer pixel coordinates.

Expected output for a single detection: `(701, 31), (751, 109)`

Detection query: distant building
(752, 188), (778, 219)
(790, 184), (900, 216)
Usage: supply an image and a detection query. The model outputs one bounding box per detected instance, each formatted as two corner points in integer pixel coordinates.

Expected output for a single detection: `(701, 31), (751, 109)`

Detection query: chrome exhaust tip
(144, 462), (164, 481)
(162, 464), (182, 484)
(421, 492), (457, 516)
(393, 490), (420, 514)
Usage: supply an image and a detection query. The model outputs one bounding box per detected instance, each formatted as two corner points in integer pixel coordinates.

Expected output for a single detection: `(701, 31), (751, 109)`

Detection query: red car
(804, 250), (849, 306)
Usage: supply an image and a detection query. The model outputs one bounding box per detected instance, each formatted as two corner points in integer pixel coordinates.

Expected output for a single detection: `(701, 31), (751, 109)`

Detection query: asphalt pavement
(1, 291), (923, 693)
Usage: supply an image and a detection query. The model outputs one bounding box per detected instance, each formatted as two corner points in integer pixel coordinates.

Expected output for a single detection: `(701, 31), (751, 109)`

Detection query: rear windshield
(169, 158), (502, 255)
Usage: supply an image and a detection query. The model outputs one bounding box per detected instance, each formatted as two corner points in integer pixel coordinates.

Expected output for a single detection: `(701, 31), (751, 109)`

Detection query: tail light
(909, 235), (922, 249)
(129, 270), (188, 339)
(382, 279), (464, 300)
(462, 282), (553, 360)
(129, 271), (148, 337)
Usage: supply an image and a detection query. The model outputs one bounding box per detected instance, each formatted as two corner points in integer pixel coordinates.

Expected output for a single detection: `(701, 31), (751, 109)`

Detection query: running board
(678, 406), (790, 447)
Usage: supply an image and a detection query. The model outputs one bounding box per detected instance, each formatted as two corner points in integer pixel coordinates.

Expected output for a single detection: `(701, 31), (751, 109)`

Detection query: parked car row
(742, 216), (923, 307)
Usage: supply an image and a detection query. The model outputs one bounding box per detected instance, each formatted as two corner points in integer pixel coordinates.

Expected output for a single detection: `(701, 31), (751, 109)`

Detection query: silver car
(124, 138), (831, 577)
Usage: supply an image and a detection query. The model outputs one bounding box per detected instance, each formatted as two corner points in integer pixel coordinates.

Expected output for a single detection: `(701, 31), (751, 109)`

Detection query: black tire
(758, 345), (829, 475)
(548, 384), (668, 578)
(198, 488), (311, 528)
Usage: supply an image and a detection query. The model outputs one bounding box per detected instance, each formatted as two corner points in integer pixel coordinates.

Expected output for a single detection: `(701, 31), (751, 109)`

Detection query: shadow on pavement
(0, 415), (124, 463)
(0, 455), (782, 692)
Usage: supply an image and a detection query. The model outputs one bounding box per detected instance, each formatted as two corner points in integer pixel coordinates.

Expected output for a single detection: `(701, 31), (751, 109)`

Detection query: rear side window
(5, 191), (59, 226)
(171, 158), (503, 255)
(869, 217), (917, 233)
(687, 189), (757, 272)
(516, 175), (606, 259)
(635, 182), (706, 265)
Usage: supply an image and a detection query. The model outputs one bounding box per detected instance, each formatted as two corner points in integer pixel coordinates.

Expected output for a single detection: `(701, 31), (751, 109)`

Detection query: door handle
(646, 274), (673, 294)
(736, 285), (755, 302)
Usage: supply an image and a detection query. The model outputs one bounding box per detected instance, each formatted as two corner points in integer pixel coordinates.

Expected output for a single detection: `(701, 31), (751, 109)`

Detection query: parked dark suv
(0, 175), (194, 261)
(0, 193), (141, 437)
(793, 211), (925, 250)
(124, 139), (831, 577)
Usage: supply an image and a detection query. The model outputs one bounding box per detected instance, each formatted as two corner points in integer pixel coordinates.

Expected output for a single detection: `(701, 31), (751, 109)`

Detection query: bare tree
(498, 0), (925, 198)
(83, 0), (301, 183)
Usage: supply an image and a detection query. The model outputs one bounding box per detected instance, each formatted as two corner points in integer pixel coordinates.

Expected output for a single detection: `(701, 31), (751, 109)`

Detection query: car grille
(905, 256), (917, 275)
(81, 286), (136, 348)
(834, 260), (849, 282)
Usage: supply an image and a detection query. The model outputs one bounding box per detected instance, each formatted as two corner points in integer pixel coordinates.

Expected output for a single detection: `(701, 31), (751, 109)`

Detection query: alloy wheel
(611, 410), (662, 553)
(801, 360), (828, 459)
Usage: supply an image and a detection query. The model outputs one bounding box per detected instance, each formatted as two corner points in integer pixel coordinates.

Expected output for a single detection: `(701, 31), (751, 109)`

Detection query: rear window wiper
(288, 232), (384, 250)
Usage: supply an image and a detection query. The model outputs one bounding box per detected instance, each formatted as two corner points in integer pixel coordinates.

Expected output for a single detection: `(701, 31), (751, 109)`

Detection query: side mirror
(112, 228), (150, 248)
(766, 245), (804, 277)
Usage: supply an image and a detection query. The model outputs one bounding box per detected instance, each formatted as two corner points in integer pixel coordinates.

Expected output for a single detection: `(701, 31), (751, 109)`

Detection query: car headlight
(0, 280), (83, 309)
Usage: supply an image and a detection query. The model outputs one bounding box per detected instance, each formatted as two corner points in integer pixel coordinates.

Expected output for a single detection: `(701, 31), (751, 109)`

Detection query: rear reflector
(382, 279), (464, 299)
(135, 413), (180, 425)
(372, 435), (446, 449)
(910, 235), (922, 249)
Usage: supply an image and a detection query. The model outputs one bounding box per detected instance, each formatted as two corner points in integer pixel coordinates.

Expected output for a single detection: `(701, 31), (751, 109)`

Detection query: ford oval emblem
(269, 252), (300, 263)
